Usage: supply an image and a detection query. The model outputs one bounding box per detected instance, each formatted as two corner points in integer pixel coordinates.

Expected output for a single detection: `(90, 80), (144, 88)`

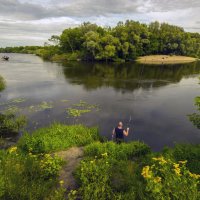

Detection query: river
(0, 53), (200, 151)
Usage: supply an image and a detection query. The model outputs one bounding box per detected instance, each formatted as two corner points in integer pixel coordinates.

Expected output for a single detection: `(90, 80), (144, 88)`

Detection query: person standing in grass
(112, 121), (129, 144)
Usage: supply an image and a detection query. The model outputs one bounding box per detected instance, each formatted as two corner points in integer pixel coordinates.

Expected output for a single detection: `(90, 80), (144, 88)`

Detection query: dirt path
(56, 147), (84, 190)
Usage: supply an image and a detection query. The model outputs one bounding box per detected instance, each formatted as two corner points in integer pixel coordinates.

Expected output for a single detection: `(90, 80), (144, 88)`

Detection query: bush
(40, 154), (63, 179)
(75, 154), (114, 200)
(163, 144), (200, 174)
(141, 156), (200, 200)
(18, 123), (100, 153)
(0, 113), (27, 137)
(51, 54), (68, 62)
(0, 147), (62, 200)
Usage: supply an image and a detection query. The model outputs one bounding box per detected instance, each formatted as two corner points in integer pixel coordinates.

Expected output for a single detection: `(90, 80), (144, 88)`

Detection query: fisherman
(112, 121), (129, 144)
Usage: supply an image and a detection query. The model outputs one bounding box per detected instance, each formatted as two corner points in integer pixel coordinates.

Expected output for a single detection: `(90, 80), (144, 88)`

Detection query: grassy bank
(0, 123), (199, 200)
(0, 124), (99, 200)
(137, 55), (198, 64)
(0, 75), (5, 91)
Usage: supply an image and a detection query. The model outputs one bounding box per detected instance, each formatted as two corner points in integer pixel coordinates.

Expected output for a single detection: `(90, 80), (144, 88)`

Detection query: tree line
(1, 20), (200, 62)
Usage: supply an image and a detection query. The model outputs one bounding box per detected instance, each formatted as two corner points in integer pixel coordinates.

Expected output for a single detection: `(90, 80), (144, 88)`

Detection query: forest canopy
(1, 20), (200, 62)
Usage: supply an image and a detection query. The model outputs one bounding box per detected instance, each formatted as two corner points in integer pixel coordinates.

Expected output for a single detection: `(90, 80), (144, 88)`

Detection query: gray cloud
(150, 0), (200, 11)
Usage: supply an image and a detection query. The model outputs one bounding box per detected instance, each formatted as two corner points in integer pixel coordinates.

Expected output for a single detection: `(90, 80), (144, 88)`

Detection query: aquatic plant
(0, 75), (5, 92)
(60, 99), (70, 103)
(0, 112), (27, 136)
(66, 100), (99, 118)
(67, 108), (91, 117)
(0, 98), (27, 106)
(28, 101), (53, 112)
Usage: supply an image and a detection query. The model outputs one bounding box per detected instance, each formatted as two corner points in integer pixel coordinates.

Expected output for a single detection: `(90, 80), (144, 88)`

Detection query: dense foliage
(70, 142), (200, 200)
(18, 123), (99, 154)
(1, 21), (200, 61)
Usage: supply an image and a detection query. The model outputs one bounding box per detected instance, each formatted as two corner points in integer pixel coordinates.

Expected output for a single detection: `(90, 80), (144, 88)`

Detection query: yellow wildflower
(152, 156), (167, 165)
(154, 176), (162, 183)
(189, 172), (200, 179)
(8, 146), (17, 154)
(179, 160), (187, 165)
(141, 166), (152, 178)
(59, 180), (64, 185)
(174, 168), (181, 176)
(173, 163), (180, 169)
(101, 152), (108, 157)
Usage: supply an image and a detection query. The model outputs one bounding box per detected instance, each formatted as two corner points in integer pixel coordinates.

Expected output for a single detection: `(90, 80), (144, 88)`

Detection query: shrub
(74, 153), (114, 200)
(141, 156), (200, 200)
(163, 144), (200, 174)
(0, 113), (27, 136)
(40, 154), (63, 179)
(18, 123), (100, 153)
(0, 147), (61, 200)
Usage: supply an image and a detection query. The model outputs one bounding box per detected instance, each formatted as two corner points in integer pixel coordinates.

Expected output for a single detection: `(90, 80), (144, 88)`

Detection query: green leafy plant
(40, 154), (63, 179)
(18, 123), (100, 153)
(141, 156), (200, 200)
(0, 112), (27, 136)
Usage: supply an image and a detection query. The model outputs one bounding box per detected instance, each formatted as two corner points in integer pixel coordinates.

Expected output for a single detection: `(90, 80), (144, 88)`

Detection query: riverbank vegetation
(0, 122), (199, 199)
(1, 20), (200, 62)
(0, 75), (5, 91)
(189, 96), (200, 129)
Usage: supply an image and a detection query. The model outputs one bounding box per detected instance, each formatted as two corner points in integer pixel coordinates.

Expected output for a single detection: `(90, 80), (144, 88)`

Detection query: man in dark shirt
(112, 121), (129, 144)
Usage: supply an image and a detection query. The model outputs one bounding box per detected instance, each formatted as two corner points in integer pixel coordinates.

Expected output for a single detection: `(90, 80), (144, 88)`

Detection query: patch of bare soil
(56, 147), (84, 190)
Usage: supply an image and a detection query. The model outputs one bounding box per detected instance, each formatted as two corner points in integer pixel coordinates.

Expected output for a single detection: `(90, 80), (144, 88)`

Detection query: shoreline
(137, 55), (198, 64)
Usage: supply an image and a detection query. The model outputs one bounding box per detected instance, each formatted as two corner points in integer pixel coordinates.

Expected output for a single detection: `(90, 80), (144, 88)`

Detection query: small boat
(2, 56), (9, 61)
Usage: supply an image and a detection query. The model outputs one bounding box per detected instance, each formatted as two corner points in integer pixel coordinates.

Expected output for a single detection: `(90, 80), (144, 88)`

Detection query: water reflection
(62, 61), (200, 92)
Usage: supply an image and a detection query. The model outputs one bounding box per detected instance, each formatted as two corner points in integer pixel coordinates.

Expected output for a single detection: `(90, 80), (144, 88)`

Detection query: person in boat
(2, 56), (9, 61)
(112, 121), (129, 144)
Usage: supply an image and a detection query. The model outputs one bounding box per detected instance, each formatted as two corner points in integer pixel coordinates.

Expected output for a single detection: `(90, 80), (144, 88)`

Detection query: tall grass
(0, 75), (5, 91)
(18, 123), (100, 153)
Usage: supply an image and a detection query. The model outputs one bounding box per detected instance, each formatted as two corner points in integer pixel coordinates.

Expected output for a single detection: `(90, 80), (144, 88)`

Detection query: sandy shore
(137, 55), (198, 64)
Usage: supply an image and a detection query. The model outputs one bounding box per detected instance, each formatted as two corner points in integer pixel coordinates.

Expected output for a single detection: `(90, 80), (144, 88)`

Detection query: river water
(0, 53), (200, 150)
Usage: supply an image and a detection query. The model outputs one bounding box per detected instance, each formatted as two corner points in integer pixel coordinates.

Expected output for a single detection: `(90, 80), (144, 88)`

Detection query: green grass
(18, 123), (100, 154)
(0, 75), (5, 91)
(0, 148), (62, 200)
(84, 141), (151, 160)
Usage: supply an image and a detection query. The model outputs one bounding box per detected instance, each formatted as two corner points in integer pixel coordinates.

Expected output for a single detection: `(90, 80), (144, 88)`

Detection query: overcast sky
(0, 0), (200, 47)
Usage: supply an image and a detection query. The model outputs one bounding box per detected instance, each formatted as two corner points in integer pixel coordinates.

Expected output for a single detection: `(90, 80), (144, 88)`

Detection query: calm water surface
(0, 53), (200, 151)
